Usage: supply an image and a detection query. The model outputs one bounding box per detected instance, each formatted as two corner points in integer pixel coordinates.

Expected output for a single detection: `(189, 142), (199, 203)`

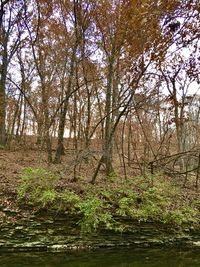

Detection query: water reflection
(0, 248), (200, 267)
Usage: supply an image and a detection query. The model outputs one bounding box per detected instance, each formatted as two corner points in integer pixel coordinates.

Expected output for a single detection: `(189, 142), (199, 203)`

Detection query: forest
(0, 0), (200, 238)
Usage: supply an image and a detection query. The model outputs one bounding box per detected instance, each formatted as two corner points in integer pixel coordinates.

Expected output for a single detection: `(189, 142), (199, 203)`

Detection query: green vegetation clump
(17, 168), (200, 233)
(116, 185), (198, 226)
(77, 196), (113, 233)
(18, 167), (59, 206)
(57, 190), (81, 214)
(17, 167), (113, 233)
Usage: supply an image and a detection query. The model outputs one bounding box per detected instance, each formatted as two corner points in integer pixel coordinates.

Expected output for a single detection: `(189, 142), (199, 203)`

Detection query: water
(0, 248), (200, 267)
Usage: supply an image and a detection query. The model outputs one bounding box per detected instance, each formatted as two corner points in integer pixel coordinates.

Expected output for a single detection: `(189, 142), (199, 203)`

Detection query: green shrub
(117, 195), (137, 217)
(162, 205), (198, 225)
(116, 180), (200, 226)
(18, 167), (59, 206)
(39, 189), (56, 207)
(77, 196), (113, 233)
(58, 190), (81, 213)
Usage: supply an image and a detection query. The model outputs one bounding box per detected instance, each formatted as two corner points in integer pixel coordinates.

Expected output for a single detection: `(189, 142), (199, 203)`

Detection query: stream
(1, 248), (200, 267)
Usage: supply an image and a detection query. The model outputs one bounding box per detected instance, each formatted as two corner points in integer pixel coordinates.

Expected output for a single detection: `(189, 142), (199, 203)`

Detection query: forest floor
(0, 147), (200, 230)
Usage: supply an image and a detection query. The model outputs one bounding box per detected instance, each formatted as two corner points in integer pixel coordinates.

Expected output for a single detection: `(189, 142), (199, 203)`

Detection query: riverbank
(1, 209), (200, 252)
(0, 149), (200, 252)
(0, 210), (200, 252)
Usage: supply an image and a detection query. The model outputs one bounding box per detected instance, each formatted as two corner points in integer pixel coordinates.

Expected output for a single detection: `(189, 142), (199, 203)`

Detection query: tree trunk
(103, 57), (115, 176)
(54, 45), (77, 163)
(54, 103), (68, 163)
(0, 78), (6, 146)
(0, 46), (8, 146)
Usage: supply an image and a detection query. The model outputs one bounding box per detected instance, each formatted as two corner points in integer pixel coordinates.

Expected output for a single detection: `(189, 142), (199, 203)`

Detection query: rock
(0, 215), (199, 252)
(193, 241), (200, 247)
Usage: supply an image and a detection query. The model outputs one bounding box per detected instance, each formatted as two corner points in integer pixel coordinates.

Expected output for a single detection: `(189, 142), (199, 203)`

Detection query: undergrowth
(17, 167), (200, 233)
